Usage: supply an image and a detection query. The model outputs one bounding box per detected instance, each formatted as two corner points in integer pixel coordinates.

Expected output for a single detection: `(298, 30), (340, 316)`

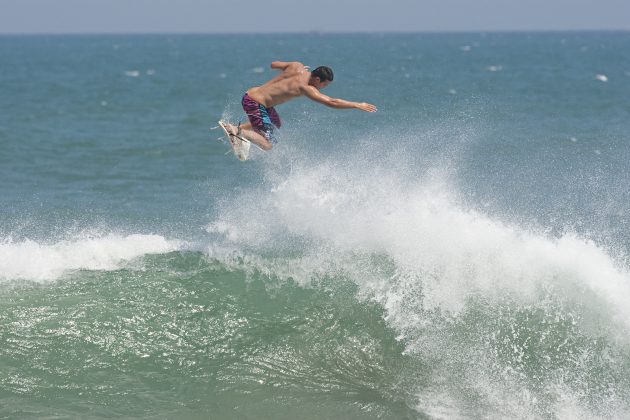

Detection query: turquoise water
(1, 33), (630, 419)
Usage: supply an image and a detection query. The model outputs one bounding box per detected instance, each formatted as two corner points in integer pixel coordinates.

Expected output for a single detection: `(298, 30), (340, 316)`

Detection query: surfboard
(218, 120), (251, 161)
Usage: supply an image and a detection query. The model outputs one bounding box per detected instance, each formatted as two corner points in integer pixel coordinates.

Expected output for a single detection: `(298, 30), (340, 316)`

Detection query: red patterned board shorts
(241, 93), (281, 143)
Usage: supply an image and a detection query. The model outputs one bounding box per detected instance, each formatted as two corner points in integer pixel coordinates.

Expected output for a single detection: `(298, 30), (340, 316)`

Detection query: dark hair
(311, 66), (334, 82)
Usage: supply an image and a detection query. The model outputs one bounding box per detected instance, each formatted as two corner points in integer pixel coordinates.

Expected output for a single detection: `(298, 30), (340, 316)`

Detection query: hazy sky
(1, 0), (629, 34)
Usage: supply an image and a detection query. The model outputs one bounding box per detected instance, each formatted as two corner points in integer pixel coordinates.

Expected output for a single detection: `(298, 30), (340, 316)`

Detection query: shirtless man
(224, 61), (377, 150)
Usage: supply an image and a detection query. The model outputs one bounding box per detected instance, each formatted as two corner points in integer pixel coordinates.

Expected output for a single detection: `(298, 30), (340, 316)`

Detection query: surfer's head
(310, 66), (333, 89)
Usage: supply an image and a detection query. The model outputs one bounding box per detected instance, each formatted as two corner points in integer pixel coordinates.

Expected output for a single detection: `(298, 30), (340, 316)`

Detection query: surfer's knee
(255, 134), (273, 150)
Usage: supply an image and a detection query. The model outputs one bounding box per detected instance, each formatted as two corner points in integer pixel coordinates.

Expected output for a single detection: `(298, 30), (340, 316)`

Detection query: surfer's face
(310, 77), (331, 90)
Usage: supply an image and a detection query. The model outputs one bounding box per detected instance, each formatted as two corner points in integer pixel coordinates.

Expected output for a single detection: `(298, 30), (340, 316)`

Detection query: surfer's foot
(223, 123), (238, 145)
(225, 123), (242, 145)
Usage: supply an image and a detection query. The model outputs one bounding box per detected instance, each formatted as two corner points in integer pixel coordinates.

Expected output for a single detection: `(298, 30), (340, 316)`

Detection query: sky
(0, 0), (628, 34)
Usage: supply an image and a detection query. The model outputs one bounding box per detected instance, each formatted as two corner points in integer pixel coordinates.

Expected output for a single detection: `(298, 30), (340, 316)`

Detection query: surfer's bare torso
(246, 62), (314, 108)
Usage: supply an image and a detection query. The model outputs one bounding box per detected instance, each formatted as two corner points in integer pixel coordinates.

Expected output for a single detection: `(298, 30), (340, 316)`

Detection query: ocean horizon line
(0, 28), (628, 37)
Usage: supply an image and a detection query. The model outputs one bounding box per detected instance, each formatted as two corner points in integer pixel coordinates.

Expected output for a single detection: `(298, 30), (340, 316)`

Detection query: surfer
(222, 61), (378, 151)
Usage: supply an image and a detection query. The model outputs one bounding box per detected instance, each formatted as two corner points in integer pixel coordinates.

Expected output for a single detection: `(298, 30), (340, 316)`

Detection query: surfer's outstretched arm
(271, 61), (307, 70)
(302, 86), (377, 112)
(270, 61), (292, 70)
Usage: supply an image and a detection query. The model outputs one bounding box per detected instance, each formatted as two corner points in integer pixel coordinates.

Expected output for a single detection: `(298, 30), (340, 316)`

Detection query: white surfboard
(218, 120), (251, 161)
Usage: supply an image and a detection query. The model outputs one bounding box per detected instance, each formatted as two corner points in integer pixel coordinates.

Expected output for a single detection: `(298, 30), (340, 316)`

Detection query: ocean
(1, 32), (629, 419)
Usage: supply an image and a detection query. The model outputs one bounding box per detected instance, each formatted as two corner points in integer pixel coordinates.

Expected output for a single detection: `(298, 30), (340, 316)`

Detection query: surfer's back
(247, 62), (311, 108)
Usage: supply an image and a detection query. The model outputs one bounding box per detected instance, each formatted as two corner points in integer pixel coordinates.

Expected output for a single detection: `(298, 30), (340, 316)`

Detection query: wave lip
(0, 233), (182, 282)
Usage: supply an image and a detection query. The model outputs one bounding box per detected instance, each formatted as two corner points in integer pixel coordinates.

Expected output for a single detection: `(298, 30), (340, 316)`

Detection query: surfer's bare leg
(237, 122), (273, 149)
(226, 123), (273, 150)
(242, 129), (273, 150)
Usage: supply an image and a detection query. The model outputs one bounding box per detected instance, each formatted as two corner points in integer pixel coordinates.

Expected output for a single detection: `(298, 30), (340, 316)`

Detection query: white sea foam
(595, 74), (608, 82)
(125, 70), (140, 77)
(0, 233), (181, 282)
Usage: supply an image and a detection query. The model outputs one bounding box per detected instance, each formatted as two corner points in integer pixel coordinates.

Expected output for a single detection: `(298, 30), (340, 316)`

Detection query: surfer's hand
(356, 102), (378, 112)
